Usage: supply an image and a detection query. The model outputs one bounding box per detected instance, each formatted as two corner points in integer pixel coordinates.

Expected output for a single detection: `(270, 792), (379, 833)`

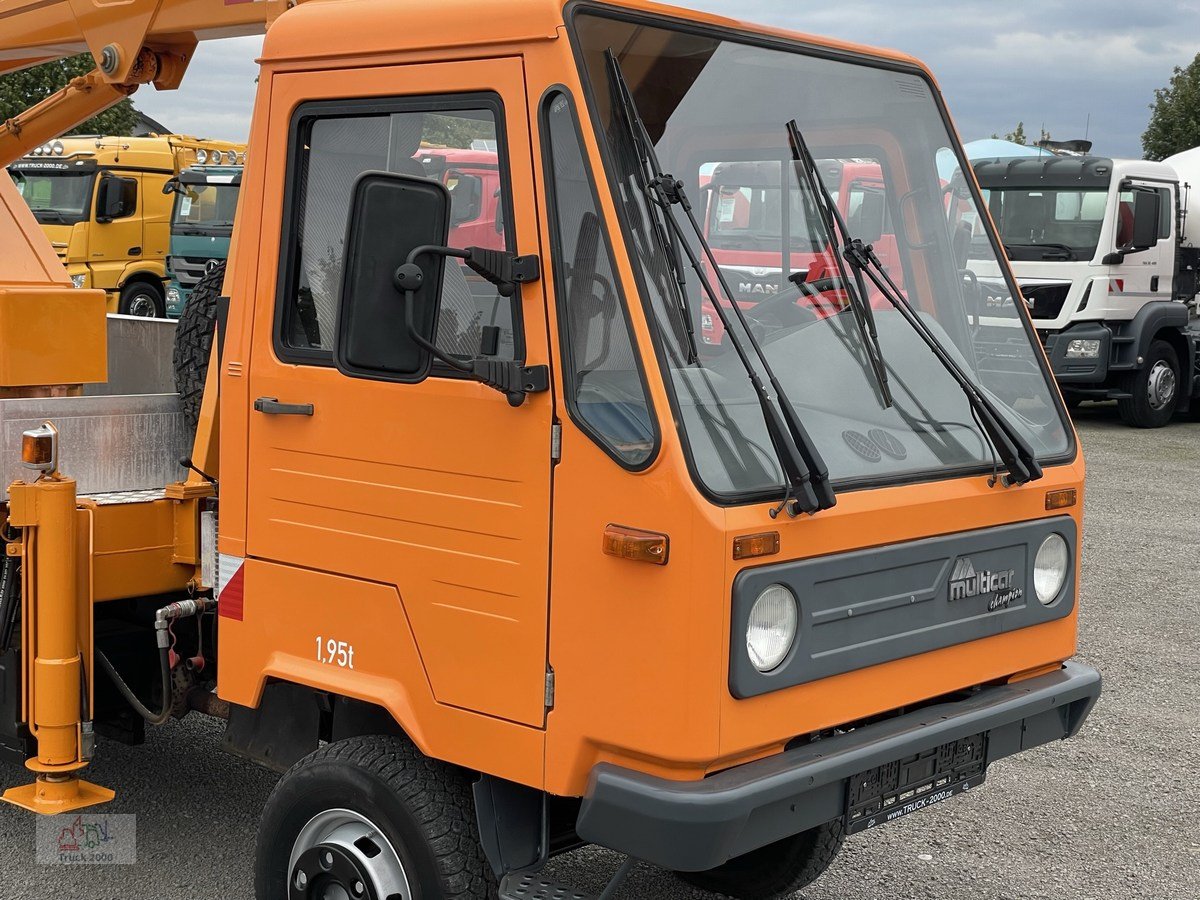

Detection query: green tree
(993, 122), (1027, 144)
(0, 55), (137, 137)
(1143, 53), (1200, 160)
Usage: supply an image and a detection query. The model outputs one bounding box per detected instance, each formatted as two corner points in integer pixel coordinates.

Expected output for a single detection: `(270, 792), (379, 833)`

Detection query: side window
(278, 97), (520, 365)
(1158, 187), (1173, 239)
(542, 91), (656, 468)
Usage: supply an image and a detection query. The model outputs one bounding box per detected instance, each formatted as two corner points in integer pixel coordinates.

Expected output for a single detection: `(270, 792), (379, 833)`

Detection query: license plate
(845, 732), (987, 834)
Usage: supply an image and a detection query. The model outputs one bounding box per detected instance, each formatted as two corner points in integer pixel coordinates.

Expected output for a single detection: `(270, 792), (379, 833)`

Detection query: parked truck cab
(165, 163), (243, 317)
(969, 155), (1200, 426)
(7, 135), (244, 317)
(0, 1), (1100, 898)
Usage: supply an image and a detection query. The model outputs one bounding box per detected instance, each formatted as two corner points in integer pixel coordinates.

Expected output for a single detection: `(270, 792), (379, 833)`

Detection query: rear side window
(542, 91), (656, 468)
(277, 96), (521, 366)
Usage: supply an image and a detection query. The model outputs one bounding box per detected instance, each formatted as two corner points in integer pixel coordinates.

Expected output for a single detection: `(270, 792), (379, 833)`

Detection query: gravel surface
(0, 408), (1196, 899)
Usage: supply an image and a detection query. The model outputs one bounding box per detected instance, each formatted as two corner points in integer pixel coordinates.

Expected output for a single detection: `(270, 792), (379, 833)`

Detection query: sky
(130, 0), (1200, 158)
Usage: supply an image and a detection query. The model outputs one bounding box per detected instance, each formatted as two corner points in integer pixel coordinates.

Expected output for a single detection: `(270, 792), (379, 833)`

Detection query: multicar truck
(7, 135), (245, 317)
(0, 1), (1100, 898)
(970, 153), (1200, 426)
(164, 162), (243, 317)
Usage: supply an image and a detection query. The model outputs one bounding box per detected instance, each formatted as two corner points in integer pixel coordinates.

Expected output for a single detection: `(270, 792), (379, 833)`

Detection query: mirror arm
(396, 247), (549, 407)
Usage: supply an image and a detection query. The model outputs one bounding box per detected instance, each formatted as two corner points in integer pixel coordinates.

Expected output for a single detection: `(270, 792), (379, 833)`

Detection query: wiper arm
(607, 52), (834, 516)
(847, 238), (1043, 486)
(603, 53), (697, 365)
(786, 120), (893, 409)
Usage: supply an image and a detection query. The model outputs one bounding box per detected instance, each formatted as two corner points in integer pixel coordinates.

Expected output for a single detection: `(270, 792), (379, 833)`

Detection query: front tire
(1117, 339), (1180, 428)
(118, 280), (165, 318)
(255, 736), (497, 900)
(675, 819), (844, 900)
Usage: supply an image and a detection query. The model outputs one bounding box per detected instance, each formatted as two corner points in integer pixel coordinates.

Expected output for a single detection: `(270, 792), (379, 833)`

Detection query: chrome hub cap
(289, 809), (410, 900)
(127, 292), (158, 317)
(1146, 360), (1177, 411)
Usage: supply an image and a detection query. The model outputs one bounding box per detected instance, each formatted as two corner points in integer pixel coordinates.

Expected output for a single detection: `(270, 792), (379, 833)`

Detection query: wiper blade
(1005, 242), (1076, 261)
(849, 238), (1043, 486)
(603, 52), (697, 365)
(607, 52), (834, 516)
(787, 120), (893, 409)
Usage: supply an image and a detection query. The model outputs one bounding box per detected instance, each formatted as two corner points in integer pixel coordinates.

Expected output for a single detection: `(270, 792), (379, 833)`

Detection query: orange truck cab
(0, 0), (1099, 898)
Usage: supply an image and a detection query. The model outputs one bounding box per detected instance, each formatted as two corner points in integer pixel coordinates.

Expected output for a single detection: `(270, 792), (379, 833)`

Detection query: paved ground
(0, 406), (1197, 899)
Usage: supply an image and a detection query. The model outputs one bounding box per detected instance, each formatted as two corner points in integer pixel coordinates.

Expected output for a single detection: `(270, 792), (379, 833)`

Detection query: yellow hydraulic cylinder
(2, 468), (113, 814)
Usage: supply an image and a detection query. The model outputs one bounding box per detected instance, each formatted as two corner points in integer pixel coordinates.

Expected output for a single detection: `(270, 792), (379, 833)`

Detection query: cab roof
(261, 0), (926, 74)
(973, 155), (1177, 189)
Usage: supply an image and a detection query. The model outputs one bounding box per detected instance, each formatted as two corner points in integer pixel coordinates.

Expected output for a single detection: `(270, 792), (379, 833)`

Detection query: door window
(542, 91), (657, 468)
(277, 96), (521, 366)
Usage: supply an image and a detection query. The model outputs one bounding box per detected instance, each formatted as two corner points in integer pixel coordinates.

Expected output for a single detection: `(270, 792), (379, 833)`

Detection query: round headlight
(1034, 534), (1069, 605)
(52, 140), (64, 155)
(746, 584), (798, 673)
(196, 149), (208, 164)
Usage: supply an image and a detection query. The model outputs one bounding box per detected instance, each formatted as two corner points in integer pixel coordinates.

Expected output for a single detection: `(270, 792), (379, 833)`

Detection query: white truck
(967, 152), (1200, 427)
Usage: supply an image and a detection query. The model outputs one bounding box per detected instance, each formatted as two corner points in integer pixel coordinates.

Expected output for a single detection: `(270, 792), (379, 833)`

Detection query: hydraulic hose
(95, 645), (173, 727)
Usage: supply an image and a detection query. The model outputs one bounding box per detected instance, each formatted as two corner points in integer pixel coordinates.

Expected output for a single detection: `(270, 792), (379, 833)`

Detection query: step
(499, 873), (596, 900)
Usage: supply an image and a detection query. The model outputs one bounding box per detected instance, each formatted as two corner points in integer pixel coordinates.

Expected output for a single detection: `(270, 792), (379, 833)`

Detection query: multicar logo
(949, 557), (1023, 610)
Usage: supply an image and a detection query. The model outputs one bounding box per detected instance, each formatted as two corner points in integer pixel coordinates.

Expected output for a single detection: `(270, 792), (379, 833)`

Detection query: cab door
(90, 171), (142, 292)
(1115, 180), (1174, 297)
(246, 59), (554, 728)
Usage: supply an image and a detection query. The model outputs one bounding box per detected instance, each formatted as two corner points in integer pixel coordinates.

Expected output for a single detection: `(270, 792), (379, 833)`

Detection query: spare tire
(173, 262), (225, 434)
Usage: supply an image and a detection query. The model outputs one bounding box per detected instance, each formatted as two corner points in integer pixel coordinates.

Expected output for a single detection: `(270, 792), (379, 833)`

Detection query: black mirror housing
(96, 175), (137, 223)
(1130, 189), (1161, 251)
(335, 171), (451, 383)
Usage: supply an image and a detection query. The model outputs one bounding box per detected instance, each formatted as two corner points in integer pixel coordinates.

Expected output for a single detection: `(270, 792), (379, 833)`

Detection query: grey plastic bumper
(576, 661), (1100, 872)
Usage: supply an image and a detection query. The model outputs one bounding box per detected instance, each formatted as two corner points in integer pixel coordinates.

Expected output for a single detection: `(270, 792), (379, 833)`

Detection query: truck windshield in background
(172, 181), (239, 232)
(976, 187), (1109, 261)
(571, 11), (1073, 499)
(7, 166), (94, 224)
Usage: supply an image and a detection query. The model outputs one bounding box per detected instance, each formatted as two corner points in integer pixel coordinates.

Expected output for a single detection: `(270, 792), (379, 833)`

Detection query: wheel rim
(289, 809), (410, 900)
(127, 292), (158, 317)
(1146, 359), (1177, 411)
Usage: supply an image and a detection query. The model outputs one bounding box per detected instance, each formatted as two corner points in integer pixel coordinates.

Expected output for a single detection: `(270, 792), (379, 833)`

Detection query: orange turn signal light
(602, 525), (669, 566)
(1045, 488), (1077, 510)
(733, 531), (780, 560)
(21, 423), (57, 473)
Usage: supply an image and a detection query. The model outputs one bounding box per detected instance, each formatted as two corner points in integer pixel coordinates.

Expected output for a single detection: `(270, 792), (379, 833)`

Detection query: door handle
(254, 397), (314, 416)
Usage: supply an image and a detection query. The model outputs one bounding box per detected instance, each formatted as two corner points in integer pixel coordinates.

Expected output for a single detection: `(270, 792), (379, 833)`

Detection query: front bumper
(576, 661), (1100, 872)
(1042, 322), (1111, 384)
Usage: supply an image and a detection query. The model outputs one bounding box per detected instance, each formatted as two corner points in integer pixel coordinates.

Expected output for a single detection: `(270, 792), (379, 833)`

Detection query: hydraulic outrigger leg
(2, 425), (112, 814)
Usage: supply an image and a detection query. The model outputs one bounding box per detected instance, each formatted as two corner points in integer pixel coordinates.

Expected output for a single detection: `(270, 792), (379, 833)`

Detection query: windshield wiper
(607, 52), (834, 516)
(1004, 242), (1076, 261)
(786, 121), (1041, 486)
(786, 121), (893, 410)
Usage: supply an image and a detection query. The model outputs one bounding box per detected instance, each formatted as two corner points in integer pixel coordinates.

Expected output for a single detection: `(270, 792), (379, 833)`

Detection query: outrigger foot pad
(2, 776), (115, 815)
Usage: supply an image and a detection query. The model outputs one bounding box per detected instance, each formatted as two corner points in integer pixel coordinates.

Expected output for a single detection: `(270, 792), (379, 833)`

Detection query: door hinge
(544, 669), (555, 709)
(550, 423), (562, 462)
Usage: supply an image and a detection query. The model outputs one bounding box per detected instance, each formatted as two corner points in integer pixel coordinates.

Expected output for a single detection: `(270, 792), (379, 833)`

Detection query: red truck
(700, 159), (894, 346)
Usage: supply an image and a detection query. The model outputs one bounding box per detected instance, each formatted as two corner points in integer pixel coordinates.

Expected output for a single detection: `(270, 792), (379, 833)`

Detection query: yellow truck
(8, 135), (244, 316)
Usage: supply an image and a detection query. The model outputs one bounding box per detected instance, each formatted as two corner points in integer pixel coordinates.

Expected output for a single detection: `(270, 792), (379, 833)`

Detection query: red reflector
(218, 565), (245, 621)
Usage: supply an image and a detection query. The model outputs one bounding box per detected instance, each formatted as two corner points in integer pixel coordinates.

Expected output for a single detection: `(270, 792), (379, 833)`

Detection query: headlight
(1065, 339), (1101, 359)
(1034, 534), (1069, 605)
(746, 584), (798, 672)
(70, 274), (86, 289)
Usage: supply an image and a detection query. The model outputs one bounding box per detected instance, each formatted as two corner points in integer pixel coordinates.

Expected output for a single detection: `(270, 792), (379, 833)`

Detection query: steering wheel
(741, 275), (848, 333)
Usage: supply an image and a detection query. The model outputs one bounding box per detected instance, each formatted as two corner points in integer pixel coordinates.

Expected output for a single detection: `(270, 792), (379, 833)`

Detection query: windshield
(975, 187), (1109, 261)
(9, 168), (94, 224)
(572, 12), (1072, 498)
(172, 182), (239, 232)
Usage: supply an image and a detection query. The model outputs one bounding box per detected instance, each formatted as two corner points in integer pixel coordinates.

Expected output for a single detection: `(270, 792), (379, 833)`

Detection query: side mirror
(96, 175), (136, 223)
(448, 172), (483, 226)
(1130, 189), (1161, 252)
(335, 172), (451, 384)
(857, 189), (886, 244)
(162, 177), (181, 195)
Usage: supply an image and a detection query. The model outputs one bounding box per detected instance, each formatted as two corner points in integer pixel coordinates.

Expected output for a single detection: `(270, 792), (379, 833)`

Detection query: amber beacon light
(21, 422), (58, 474)
(602, 525), (669, 566)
